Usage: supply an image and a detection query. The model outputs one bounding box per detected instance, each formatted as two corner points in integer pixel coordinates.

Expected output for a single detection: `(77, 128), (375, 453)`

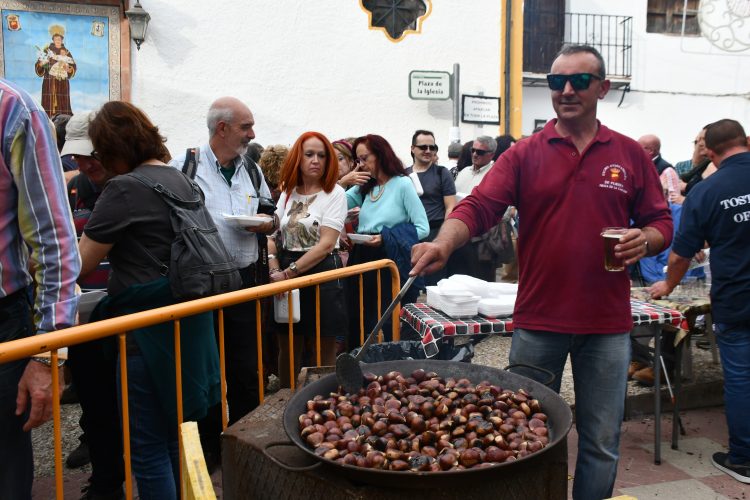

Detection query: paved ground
(31, 334), (741, 499)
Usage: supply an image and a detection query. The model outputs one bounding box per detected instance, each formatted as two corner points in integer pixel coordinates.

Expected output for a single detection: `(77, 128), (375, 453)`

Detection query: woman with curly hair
(258, 144), (288, 202)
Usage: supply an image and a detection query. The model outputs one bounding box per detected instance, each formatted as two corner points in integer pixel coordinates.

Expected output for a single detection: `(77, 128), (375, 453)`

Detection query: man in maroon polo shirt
(412, 45), (672, 500)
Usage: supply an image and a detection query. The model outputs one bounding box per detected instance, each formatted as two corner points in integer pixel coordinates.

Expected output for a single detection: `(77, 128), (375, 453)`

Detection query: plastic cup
(601, 227), (627, 272)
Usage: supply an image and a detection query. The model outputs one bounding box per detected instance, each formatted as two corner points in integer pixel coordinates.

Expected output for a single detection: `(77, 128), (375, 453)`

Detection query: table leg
(654, 326), (661, 464)
(672, 339), (683, 450)
(705, 313), (720, 364)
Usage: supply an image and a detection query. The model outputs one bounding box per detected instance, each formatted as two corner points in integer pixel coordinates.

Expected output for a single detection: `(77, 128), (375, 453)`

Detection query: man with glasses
(62, 111), (127, 499)
(450, 135), (505, 281)
(454, 135), (497, 194)
(412, 45), (672, 500)
(405, 129), (456, 285)
(170, 96), (275, 469)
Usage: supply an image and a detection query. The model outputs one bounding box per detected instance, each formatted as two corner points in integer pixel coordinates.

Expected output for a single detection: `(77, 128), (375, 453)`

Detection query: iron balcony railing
(524, 12), (633, 80)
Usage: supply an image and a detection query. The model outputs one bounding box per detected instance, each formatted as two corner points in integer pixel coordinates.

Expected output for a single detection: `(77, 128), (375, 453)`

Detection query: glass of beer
(601, 227), (627, 272)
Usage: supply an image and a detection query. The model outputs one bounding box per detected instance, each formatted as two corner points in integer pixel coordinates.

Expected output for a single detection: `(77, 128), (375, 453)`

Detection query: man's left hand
(648, 280), (672, 300)
(16, 360), (63, 431)
(614, 228), (649, 266)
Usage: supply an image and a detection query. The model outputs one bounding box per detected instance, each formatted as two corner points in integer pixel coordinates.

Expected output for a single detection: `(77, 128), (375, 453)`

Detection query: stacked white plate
(477, 295), (515, 318)
(432, 275), (517, 318)
(426, 284), (480, 318)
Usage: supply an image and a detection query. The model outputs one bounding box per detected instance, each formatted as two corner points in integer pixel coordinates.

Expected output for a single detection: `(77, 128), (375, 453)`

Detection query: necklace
(369, 183), (386, 202)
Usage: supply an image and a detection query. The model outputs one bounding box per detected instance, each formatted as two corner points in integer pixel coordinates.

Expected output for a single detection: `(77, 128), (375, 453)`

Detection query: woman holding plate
(267, 132), (348, 387)
(346, 134), (429, 348)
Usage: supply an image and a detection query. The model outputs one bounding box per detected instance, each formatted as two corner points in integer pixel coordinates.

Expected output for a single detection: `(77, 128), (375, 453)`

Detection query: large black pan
(275, 359), (572, 488)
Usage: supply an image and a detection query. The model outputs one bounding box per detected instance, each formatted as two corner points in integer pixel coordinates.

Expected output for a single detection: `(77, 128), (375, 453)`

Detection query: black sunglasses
(90, 150), (101, 161)
(414, 144), (438, 152)
(471, 148), (491, 155)
(546, 73), (602, 91)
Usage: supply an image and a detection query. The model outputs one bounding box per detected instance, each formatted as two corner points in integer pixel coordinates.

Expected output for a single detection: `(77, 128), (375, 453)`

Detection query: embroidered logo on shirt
(598, 164), (629, 194)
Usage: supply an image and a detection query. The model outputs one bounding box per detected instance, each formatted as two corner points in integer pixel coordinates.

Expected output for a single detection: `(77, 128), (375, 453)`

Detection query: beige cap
(61, 111), (96, 157)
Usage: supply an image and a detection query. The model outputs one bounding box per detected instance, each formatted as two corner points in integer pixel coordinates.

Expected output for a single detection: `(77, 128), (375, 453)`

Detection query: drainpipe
(509, 0), (523, 138)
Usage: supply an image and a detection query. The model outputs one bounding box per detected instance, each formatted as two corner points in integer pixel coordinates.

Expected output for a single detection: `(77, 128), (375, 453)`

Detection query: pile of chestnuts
(298, 369), (551, 472)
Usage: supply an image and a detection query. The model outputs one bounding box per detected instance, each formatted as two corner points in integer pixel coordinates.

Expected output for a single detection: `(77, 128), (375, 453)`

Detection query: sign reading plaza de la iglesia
(409, 70), (451, 100)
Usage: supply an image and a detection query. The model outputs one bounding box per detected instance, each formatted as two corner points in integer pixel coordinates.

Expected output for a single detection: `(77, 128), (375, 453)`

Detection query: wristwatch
(289, 261), (299, 275)
(31, 356), (65, 368)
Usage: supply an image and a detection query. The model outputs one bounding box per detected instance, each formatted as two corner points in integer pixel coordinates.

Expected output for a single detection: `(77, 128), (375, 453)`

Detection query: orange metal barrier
(0, 259), (401, 500)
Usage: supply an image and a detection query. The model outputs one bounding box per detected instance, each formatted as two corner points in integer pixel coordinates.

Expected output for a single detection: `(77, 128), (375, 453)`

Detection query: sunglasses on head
(414, 144), (438, 152)
(471, 148), (491, 155)
(546, 73), (602, 91)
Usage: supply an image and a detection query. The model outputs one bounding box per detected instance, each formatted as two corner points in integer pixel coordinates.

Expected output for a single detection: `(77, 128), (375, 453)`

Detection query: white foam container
(426, 286), (480, 318)
(274, 289), (301, 323)
(478, 296), (515, 318)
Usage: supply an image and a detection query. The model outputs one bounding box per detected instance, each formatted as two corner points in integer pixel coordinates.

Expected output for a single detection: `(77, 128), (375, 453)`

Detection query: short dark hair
(456, 140), (474, 171)
(704, 119), (747, 155)
(244, 142), (264, 164)
(352, 134), (406, 196)
(411, 129), (435, 146)
(52, 114), (71, 152)
(88, 101), (170, 172)
(493, 134), (517, 161)
(554, 44), (606, 79)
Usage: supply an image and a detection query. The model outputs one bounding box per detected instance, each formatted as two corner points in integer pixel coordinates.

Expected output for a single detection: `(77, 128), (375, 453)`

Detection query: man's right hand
(411, 241), (451, 276)
(16, 360), (62, 431)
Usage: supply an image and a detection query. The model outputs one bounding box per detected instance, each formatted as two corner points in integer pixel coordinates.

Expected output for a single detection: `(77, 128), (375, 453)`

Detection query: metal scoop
(335, 275), (418, 394)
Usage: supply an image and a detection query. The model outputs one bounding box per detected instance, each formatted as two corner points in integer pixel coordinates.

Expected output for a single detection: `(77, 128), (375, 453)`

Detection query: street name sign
(409, 70), (452, 100)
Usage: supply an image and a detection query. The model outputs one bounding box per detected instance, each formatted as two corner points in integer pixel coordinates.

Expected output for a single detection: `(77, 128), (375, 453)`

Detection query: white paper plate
(78, 290), (107, 324)
(347, 233), (374, 244)
(222, 214), (271, 228)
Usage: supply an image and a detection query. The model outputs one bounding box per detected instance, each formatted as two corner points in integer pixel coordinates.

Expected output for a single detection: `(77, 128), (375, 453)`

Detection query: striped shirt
(0, 78), (80, 332)
(170, 144), (272, 268)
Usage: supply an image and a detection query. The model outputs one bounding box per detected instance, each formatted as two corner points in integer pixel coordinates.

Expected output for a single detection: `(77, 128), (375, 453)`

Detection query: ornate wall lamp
(125, 0), (151, 50)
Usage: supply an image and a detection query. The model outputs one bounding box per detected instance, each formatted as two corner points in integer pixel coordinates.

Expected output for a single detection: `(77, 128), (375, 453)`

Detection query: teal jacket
(91, 278), (220, 424)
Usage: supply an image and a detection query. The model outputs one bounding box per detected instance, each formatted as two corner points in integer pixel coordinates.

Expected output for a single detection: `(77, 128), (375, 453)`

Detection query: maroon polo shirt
(450, 120), (673, 334)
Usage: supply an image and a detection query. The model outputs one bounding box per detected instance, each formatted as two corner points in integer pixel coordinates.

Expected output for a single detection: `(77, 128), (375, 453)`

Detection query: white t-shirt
(276, 185), (347, 252)
(454, 161), (494, 193)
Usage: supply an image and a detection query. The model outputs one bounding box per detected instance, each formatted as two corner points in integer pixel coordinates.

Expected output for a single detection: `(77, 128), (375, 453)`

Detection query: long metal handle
(355, 275), (417, 361)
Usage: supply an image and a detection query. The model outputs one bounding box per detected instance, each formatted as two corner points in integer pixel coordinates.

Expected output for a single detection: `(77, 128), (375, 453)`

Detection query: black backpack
(128, 171), (242, 300)
(182, 147), (274, 286)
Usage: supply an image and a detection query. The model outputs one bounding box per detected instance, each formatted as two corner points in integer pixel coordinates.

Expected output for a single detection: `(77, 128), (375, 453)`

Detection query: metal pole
(504, 0), (512, 134)
(450, 63), (461, 143)
(452, 62), (460, 128)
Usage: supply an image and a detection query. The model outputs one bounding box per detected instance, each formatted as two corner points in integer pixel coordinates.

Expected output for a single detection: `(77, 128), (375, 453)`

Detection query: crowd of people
(1, 42), (749, 500)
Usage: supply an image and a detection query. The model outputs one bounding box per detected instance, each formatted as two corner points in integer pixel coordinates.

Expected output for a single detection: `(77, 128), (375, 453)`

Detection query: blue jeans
(0, 290), (34, 500)
(714, 321), (750, 464)
(509, 328), (630, 500)
(118, 353), (179, 500)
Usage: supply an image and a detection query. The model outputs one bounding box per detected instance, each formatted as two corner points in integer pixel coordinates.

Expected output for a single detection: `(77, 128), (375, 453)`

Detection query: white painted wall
(523, 0), (750, 163)
(130, 1), (502, 163)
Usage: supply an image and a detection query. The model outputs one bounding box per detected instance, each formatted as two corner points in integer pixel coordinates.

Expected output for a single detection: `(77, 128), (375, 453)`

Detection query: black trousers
(199, 265), (260, 454)
(0, 289), (34, 500)
(68, 336), (124, 494)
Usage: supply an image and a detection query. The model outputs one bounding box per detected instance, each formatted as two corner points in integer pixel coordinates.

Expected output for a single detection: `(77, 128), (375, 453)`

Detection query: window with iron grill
(647, 0), (700, 35)
(362, 0), (427, 40)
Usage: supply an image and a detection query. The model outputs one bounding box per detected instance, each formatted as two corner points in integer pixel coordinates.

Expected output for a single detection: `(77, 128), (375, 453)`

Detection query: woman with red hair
(267, 132), (348, 386)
